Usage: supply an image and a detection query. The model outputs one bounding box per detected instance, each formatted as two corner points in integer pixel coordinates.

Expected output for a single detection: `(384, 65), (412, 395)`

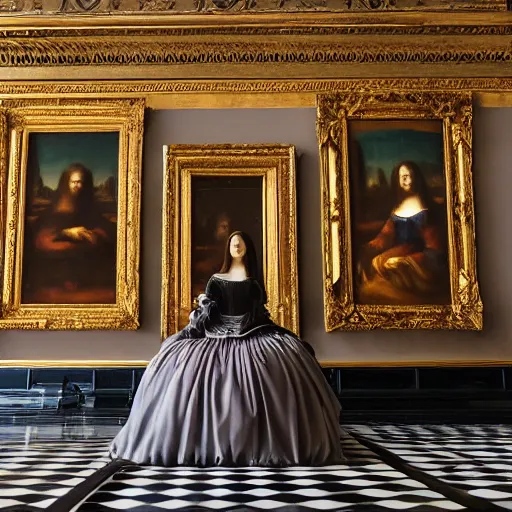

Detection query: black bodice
(183, 274), (271, 338)
(205, 276), (264, 316)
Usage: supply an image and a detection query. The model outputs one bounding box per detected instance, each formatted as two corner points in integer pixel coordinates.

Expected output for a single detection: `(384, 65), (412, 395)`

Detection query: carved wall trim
(2, 24), (512, 37)
(0, 38), (511, 68)
(2, 78), (512, 98)
(0, 13), (509, 74)
(0, 0), (506, 14)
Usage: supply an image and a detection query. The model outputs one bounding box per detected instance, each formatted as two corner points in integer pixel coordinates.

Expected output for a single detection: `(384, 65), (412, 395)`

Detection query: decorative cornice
(0, 13), (510, 73)
(2, 24), (512, 37)
(0, 38), (511, 68)
(2, 78), (512, 97)
(0, 0), (506, 14)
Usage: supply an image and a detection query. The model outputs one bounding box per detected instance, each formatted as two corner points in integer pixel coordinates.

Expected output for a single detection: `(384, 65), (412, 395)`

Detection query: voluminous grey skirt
(109, 325), (343, 467)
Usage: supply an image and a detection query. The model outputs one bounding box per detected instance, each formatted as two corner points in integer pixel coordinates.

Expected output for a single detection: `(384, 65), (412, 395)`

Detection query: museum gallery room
(0, 1), (512, 510)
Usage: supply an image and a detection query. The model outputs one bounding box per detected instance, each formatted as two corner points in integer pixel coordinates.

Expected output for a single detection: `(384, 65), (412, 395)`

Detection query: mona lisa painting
(22, 132), (119, 305)
(350, 120), (450, 307)
(1, 99), (144, 330)
(318, 90), (482, 332)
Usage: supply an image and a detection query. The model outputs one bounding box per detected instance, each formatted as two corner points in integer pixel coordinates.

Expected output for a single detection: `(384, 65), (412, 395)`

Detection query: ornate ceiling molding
(1, 78), (512, 97)
(2, 24), (512, 37)
(0, 0), (506, 14)
(0, 14), (509, 79)
(0, 28), (511, 69)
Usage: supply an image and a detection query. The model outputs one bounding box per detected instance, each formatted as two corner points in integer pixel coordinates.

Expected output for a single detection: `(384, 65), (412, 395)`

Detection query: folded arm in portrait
(22, 163), (117, 305)
(356, 161), (450, 306)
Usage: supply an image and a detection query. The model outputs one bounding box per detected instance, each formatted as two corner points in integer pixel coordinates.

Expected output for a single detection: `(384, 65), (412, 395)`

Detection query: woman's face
(229, 234), (247, 259)
(398, 165), (413, 193)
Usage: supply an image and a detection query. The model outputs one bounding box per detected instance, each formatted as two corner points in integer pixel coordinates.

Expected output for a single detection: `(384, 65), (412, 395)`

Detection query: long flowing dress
(109, 275), (343, 467)
(357, 209), (450, 305)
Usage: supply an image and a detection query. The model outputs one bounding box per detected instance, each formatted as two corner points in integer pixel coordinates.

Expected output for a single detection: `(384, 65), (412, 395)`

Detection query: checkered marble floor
(346, 424), (512, 510)
(0, 437), (112, 510)
(3, 413), (512, 512)
(0, 413), (122, 510)
(75, 431), (465, 511)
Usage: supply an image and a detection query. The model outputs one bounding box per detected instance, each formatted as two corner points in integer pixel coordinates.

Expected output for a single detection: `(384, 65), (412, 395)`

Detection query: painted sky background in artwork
(354, 128), (444, 185)
(31, 132), (119, 189)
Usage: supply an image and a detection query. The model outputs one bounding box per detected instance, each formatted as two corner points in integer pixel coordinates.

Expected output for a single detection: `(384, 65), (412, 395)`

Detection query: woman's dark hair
(219, 231), (268, 311)
(219, 231), (258, 277)
(390, 160), (432, 211)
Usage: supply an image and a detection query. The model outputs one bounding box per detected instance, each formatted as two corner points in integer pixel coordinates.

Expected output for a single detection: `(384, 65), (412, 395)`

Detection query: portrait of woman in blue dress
(357, 160), (450, 305)
(110, 231), (343, 467)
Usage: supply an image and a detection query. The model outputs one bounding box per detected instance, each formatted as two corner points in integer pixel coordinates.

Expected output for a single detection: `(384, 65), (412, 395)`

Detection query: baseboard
(0, 364), (510, 422)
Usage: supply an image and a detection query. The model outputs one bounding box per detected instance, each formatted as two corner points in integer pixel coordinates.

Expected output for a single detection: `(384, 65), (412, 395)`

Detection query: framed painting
(0, 99), (144, 329)
(318, 91), (482, 331)
(161, 144), (299, 340)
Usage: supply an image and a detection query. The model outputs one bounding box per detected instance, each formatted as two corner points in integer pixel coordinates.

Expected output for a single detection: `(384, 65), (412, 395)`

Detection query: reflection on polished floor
(0, 411), (510, 511)
(0, 411), (125, 511)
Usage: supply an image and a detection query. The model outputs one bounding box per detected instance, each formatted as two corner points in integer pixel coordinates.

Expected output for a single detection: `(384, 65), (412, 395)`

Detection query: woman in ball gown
(109, 231), (343, 467)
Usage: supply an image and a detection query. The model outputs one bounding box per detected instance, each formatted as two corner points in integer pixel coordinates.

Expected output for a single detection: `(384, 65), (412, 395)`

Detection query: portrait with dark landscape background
(349, 119), (451, 306)
(190, 175), (263, 300)
(22, 131), (119, 305)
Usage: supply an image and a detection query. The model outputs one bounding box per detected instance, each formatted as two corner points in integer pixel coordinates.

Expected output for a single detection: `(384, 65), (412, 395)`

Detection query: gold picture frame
(0, 98), (144, 330)
(0, 109), (7, 318)
(161, 144), (299, 340)
(318, 90), (483, 332)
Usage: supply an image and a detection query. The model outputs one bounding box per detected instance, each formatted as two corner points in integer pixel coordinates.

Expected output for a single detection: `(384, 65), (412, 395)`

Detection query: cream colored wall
(0, 106), (507, 364)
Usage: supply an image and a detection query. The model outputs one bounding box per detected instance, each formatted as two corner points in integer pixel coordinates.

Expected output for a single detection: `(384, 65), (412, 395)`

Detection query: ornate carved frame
(317, 90), (482, 332)
(0, 99), (144, 330)
(161, 144), (299, 340)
